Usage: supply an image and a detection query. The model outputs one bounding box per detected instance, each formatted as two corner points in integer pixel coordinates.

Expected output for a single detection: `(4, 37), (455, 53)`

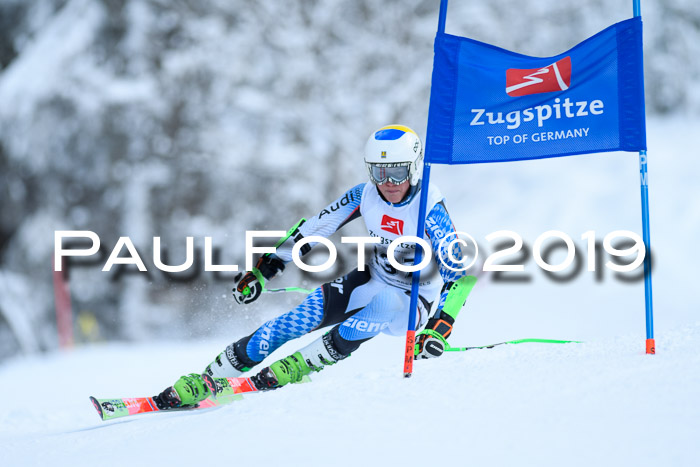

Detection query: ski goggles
(367, 163), (411, 185)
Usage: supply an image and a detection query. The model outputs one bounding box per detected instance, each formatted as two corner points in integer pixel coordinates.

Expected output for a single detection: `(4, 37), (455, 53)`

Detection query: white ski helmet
(364, 125), (423, 186)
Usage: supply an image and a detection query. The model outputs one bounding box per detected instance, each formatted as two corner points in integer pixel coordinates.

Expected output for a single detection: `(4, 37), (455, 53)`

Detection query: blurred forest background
(1, 0), (698, 360)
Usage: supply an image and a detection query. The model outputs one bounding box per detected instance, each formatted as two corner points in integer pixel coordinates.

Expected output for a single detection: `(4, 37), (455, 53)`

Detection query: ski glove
(415, 330), (447, 359)
(414, 311), (454, 360)
(232, 270), (264, 304)
(232, 254), (285, 305)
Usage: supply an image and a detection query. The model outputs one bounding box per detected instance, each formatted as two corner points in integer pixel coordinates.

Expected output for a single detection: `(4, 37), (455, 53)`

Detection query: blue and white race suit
(237, 181), (466, 364)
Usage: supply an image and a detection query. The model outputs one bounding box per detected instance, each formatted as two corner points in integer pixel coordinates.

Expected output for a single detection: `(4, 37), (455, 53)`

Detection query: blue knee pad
(338, 288), (406, 342)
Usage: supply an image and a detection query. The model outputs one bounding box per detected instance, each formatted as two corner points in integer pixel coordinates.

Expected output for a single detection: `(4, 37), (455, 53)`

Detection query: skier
(154, 125), (474, 409)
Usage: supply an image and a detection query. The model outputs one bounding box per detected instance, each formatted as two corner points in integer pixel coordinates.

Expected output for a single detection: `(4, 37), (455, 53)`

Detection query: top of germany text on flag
(425, 16), (646, 164)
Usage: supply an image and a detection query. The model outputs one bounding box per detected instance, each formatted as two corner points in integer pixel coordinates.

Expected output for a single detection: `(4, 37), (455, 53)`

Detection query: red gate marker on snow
(404, 330), (415, 377)
(53, 256), (74, 348)
(646, 338), (655, 355)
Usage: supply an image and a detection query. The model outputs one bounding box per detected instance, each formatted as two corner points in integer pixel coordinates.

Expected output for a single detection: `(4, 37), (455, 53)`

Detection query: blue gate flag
(425, 16), (646, 164)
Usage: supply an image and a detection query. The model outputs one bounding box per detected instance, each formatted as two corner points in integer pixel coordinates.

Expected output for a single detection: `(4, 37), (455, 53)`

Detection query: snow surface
(1, 322), (699, 467)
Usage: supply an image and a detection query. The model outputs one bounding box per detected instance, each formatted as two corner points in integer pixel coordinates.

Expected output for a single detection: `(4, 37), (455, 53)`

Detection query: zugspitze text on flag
(425, 17), (646, 164)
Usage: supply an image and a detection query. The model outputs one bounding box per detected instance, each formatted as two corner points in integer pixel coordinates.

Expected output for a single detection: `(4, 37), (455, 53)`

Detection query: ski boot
(251, 352), (312, 390)
(203, 342), (253, 379)
(251, 332), (349, 390)
(153, 373), (211, 409)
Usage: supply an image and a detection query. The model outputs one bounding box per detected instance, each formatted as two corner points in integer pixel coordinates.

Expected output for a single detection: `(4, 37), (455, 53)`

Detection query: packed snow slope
(1, 322), (699, 467)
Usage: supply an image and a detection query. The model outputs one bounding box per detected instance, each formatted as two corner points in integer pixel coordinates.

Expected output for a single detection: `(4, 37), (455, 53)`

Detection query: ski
(202, 373), (310, 399)
(88, 392), (241, 421)
(202, 374), (259, 399)
(89, 374), (311, 421)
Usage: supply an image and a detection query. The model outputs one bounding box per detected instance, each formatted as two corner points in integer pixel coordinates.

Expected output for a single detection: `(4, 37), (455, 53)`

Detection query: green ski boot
(252, 332), (349, 390)
(154, 373), (211, 409)
(253, 352), (312, 390)
(174, 373), (210, 405)
(273, 352), (313, 384)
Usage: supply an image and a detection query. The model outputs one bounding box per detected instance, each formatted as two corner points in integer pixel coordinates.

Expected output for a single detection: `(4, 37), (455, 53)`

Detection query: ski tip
(89, 396), (105, 420)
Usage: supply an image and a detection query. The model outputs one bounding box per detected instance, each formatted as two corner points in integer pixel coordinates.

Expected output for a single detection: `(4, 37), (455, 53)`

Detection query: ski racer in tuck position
(155, 125), (475, 409)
